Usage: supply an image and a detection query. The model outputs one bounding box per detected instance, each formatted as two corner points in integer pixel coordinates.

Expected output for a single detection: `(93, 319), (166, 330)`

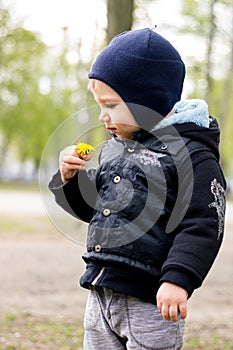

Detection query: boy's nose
(99, 113), (110, 123)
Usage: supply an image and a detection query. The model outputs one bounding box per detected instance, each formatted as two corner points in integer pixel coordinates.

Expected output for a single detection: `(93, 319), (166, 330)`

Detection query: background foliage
(0, 0), (233, 179)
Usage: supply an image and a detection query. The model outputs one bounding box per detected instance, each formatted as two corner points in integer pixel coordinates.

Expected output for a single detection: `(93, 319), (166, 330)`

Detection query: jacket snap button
(95, 245), (101, 252)
(161, 145), (168, 150)
(103, 208), (111, 216)
(127, 148), (135, 153)
(113, 176), (121, 184)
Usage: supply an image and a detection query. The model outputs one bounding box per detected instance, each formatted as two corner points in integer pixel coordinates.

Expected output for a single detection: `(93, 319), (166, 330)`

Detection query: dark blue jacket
(49, 118), (226, 304)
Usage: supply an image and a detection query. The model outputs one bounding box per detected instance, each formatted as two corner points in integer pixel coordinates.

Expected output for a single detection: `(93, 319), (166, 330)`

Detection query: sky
(2, 0), (108, 59)
(3, 0), (182, 48)
(3, 0), (107, 44)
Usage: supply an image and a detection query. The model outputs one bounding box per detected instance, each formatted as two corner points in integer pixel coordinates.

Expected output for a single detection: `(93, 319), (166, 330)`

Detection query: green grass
(0, 214), (58, 238)
(183, 336), (233, 350)
(0, 181), (40, 192)
(0, 312), (84, 350)
(0, 311), (233, 350)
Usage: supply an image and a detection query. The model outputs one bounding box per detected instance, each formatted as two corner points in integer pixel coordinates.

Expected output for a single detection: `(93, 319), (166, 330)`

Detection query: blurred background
(0, 0), (233, 349)
(1, 0), (233, 183)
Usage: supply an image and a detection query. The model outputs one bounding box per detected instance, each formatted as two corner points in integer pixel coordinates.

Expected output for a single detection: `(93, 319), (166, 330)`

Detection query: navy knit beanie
(88, 28), (185, 130)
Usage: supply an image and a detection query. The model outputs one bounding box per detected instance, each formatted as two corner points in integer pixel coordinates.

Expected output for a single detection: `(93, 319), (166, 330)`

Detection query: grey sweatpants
(84, 287), (185, 350)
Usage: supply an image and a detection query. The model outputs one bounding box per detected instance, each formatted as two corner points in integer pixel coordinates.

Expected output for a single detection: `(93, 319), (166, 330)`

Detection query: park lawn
(0, 311), (233, 350)
(0, 311), (84, 350)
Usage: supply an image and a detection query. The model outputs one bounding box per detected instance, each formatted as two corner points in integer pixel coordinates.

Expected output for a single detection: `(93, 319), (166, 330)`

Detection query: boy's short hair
(88, 79), (101, 94)
(88, 28), (185, 130)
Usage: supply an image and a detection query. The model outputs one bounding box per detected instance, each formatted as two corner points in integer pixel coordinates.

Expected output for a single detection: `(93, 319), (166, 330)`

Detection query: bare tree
(219, 2), (233, 128)
(205, 0), (218, 102)
(106, 0), (134, 43)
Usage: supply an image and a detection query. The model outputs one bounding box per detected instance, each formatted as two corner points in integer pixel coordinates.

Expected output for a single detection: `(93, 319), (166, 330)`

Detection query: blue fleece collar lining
(152, 99), (210, 131)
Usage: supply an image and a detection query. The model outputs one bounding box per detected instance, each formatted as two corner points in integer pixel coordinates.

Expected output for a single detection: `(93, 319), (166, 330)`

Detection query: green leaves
(0, 5), (90, 175)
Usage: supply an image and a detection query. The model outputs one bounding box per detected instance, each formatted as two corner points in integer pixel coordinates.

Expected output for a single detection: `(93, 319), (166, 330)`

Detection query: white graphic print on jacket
(208, 178), (225, 240)
(131, 149), (166, 167)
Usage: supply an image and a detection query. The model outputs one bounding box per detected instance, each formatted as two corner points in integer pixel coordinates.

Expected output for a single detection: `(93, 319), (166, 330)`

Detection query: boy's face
(91, 80), (140, 140)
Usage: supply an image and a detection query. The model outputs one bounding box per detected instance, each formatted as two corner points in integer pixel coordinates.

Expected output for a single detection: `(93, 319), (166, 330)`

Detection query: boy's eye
(105, 103), (117, 109)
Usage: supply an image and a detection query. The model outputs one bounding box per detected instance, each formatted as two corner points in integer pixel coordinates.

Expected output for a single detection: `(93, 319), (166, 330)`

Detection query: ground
(0, 189), (232, 349)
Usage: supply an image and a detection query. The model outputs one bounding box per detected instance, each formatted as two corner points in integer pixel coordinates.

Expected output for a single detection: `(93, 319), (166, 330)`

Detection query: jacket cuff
(49, 170), (78, 192)
(160, 269), (201, 297)
(48, 170), (79, 211)
(48, 170), (63, 190)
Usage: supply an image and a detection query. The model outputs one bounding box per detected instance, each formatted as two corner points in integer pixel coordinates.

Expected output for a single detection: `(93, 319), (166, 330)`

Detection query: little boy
(49, 28), (226, 349)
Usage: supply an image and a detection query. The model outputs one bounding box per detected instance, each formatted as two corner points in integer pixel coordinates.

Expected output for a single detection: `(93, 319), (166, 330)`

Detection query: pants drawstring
(106, 290), (114, 319)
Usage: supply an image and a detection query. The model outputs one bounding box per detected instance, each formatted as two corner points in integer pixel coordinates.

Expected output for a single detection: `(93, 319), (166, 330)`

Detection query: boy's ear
(126, 103), (164, 131)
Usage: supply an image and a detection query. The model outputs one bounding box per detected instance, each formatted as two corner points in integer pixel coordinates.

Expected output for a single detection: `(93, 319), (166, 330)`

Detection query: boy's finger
(161, 304), (170, 320)
(168, 305), (179, 322)
(59, 145), (76, 168)
(63, 155), (86, 166)
(82, 154), (91, 161)
(179, 303), (187, 320)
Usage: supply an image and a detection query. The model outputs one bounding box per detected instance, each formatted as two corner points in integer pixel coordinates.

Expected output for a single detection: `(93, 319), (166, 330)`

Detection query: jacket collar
(151, 99), (210, 131)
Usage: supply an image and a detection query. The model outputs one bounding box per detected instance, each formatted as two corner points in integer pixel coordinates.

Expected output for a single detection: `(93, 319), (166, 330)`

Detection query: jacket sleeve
(160, 153), (226, 296)
(48, 169), (97, 223)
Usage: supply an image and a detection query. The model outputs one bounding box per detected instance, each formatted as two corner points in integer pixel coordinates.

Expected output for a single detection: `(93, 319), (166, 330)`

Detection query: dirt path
(0, 235), (88, 320)
(0, 190), (232, 340)
(184, 201), (233, 340)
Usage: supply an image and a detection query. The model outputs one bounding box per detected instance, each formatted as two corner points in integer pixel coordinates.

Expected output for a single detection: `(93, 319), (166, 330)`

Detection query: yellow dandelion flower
(76, 143), (95, 157)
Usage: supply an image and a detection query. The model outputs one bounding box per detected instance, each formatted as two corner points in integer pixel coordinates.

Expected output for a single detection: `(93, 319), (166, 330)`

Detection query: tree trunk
(106, 0), (134, 43)
(205, 0), (217, 103)
(219, 2), (233, 127)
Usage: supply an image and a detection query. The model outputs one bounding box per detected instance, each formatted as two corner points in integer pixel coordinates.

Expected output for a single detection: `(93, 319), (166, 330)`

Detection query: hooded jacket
(49, 100), (226, 304)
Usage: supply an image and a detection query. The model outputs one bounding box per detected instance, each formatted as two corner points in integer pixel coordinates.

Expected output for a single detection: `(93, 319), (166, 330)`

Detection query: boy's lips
(106, 127), (117, 133)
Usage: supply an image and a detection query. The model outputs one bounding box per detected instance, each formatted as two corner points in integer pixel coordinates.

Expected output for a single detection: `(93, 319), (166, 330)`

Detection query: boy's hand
(156, 282), (188, 322)
(59, 145), (89, 183)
